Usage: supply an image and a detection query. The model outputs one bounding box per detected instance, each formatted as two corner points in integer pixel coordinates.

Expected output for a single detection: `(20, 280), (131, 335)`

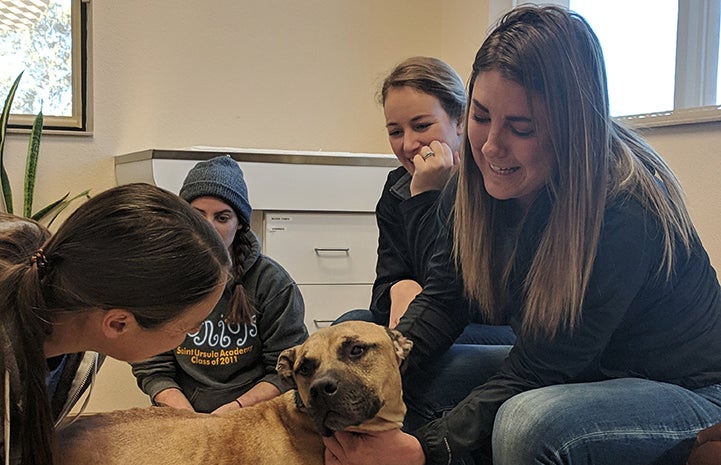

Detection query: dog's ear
(386, 328), (413, 372)
(276, 347), (297, 389)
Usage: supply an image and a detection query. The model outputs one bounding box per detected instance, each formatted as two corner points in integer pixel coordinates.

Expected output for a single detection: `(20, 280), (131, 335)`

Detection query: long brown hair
(0, 183), (230, 464)
(0, 213), (52, 464)
(454, 5), (695, 339)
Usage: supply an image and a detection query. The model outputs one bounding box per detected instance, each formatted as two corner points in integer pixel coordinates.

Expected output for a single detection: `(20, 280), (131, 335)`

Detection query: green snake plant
(0, 71), (89, 226)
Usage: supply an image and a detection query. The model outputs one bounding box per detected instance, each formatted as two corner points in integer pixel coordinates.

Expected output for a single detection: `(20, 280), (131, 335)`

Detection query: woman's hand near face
(410, 140), (460, 196)
(323, 429), (425, 465)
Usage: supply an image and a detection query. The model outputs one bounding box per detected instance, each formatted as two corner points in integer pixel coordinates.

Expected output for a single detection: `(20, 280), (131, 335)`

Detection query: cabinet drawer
(263, 212), (378, 284)
(299, 284), (372, 332)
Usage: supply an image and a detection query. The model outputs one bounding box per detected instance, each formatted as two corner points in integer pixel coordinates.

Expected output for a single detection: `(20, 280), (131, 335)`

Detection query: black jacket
(398, 181), (721, 464)
(370, 166), (453, 324)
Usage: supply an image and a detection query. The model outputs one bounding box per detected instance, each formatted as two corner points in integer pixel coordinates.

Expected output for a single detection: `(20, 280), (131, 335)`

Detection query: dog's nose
(310, 375), (338, 399)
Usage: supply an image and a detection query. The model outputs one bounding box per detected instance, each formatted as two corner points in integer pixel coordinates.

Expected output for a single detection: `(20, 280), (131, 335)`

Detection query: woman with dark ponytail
(132, 155), (308, 414)
(0, 182), (230, 465)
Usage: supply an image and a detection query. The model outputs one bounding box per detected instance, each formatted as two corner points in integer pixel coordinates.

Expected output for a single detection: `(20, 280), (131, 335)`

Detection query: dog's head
(276, 321), (412, 437)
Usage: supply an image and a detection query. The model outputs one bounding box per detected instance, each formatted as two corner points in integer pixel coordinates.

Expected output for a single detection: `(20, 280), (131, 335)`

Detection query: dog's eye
(349, 345), (365, 359)
(340, 340), (375, 361)
(296, 360), (315, 378)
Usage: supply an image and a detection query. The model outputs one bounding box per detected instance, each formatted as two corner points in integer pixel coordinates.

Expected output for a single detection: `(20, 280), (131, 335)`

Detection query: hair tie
(30, 248), (49, 273)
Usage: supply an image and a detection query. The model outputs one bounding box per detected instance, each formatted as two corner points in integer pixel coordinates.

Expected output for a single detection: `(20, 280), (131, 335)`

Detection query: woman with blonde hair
(371, 55), (465, 328)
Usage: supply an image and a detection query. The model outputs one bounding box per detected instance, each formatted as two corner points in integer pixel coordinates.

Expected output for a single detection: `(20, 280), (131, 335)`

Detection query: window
(570, 0), (678, 117)
(0, 0), (88, 131)
(507, 0), (721, 127)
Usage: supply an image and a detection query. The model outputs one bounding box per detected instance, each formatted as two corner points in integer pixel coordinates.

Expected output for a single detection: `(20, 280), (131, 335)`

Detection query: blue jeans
(493, 378), (721, 465)
(401, 344), (721, 465)
(455, 324), (516, 345)
(403, 344), (512, 432)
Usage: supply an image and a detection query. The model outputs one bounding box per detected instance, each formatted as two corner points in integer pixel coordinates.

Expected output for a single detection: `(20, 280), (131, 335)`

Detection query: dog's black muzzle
(305, 369), (382, 436)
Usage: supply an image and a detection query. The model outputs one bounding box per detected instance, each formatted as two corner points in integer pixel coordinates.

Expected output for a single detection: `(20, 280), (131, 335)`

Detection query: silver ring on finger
(422, 151), (435, 160)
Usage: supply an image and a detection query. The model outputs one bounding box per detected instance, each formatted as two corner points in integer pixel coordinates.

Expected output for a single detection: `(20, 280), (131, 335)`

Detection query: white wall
(642, 123), (721, 259)
(2, 0), (487, 227)
(5, 0), (721, 411)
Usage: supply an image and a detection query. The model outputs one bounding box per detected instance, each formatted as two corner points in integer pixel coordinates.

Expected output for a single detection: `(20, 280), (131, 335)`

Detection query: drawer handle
(314, 247), (350, 255)
(313, 319), (335, 328)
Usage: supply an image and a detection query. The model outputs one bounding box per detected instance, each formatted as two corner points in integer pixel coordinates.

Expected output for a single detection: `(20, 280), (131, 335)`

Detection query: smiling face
(467, 70), (555, 209)
(383, 86), (463, 174)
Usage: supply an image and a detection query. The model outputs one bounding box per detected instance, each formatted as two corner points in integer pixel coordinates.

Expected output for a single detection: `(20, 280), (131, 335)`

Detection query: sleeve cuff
(411, 420), (453, 465)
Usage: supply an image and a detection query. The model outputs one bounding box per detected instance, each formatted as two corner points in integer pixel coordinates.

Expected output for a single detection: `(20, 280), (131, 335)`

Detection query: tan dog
(54, 321), (412, 465)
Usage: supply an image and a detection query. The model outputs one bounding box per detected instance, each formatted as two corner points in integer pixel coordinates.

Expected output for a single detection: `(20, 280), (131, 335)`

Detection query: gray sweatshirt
(131, 230), (308, 412)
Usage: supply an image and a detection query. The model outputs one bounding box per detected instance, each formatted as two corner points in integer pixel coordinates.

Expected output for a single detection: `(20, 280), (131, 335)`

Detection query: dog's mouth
(319, 411), (347, 437)
(319, 404), (381, 436)
(305, 385), (383, 437)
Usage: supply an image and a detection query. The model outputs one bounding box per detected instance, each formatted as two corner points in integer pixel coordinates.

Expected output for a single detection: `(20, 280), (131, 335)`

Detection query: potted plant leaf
(0, 71), (89, 225)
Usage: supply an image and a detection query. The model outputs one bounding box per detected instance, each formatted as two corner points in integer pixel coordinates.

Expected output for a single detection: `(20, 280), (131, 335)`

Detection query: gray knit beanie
(179, 155), (252, 225)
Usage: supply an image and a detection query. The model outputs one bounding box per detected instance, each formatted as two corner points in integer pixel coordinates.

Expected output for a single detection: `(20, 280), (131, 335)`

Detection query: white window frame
(3, 0), (90, 133)
(489, 0), (721, 129)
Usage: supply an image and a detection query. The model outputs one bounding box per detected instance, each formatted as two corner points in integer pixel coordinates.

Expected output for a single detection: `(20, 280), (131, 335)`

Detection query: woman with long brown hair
(324, 6), (721, 465)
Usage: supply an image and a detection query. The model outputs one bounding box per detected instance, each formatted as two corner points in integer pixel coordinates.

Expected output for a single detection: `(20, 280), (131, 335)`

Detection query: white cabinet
(263, 211), (378, 331)
(296, 284), (372, 330)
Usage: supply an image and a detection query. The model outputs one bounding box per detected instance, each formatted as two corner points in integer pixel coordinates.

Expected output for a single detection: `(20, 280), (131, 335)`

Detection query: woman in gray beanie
(132, 155), (308, 414)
